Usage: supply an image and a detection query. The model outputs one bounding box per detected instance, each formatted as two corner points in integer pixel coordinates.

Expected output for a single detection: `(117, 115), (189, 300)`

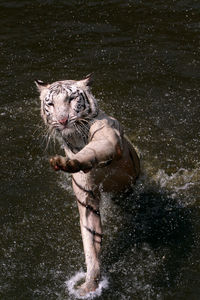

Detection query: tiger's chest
(61, 132), (88, 159)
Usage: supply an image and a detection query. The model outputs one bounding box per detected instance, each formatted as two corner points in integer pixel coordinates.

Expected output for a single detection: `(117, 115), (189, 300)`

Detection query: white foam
(152, 167), (200, 193)
(65, 271), (109, 299)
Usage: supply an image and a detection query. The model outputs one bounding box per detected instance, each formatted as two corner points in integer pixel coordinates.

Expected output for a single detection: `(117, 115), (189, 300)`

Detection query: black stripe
(84, 226), (103, 238)
(82, 91), (91, 113)
(89, 125), (105, 141)
(76, 197), (100, 216)
(72, 177), (95, 199)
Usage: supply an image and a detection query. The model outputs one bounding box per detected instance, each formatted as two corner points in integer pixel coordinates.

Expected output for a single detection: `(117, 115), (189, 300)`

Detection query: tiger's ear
(77, 73), (94, 88)
(34, 79), (49, 92)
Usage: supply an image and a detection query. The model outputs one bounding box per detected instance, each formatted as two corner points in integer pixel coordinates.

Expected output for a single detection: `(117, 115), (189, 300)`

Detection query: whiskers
(75, 118), (91, 140)
(33, 121), (58, 153)
(34, 116), (92, 154)
(33, 121), (44, 138)
(44, 127), (57, 152)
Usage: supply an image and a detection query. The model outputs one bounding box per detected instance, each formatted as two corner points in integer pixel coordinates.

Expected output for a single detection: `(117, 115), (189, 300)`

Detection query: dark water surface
(1, 1), (200, 299)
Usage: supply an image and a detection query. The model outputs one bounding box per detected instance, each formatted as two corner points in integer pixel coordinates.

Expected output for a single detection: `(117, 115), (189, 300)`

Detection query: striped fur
(35, 76), (98, 153)
(35, 76), (140, 295)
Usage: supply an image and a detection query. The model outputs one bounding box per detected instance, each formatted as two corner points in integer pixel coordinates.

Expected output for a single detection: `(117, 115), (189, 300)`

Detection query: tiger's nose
(58, 117), (68, 126)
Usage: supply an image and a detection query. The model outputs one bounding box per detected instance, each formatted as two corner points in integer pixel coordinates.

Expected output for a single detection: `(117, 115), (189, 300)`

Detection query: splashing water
(153, 168), (200, 190)
(65, 271), (109, 299)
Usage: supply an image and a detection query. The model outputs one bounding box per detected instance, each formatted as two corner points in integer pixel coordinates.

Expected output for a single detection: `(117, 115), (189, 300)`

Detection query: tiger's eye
(69, 91), (78, 102)
(68, 96), (74, 102)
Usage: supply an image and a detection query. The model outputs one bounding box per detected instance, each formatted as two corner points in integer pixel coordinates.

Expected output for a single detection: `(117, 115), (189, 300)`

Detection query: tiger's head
(35, 75), (98, 137)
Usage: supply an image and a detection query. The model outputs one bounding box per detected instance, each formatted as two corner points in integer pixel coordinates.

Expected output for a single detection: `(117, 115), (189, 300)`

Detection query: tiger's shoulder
(89, 110), (124, 142)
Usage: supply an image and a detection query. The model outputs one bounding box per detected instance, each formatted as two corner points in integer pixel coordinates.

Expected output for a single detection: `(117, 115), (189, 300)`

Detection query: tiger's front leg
(72, 172), (102, 296)
(50, 154), (94, 174)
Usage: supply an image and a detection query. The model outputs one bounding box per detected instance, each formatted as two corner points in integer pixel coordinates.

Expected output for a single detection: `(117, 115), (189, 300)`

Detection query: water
(66, 272), (109, 299)
(0, 0), (200, 299)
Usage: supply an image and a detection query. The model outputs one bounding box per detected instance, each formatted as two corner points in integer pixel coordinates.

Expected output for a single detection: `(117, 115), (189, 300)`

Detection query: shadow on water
(101, 179), (194, 298)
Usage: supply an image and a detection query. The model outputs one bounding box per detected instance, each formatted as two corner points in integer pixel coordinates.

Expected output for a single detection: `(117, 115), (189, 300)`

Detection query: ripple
(65, 271), (109, 299)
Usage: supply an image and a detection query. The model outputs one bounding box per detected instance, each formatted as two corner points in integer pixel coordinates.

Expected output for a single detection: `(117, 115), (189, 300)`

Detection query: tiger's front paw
(49, 155), (67, 171)
(49, 155), (81, 173)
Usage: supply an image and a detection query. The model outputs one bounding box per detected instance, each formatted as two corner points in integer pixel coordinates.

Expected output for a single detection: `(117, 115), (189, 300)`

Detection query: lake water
(1, 1), (200, 299)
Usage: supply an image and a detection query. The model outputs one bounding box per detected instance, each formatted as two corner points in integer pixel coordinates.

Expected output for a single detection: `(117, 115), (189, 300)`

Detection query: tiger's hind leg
(72, 174), (102, 295)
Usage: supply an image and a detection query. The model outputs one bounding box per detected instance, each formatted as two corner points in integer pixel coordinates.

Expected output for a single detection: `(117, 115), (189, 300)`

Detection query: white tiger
(35, 75), (140, 295)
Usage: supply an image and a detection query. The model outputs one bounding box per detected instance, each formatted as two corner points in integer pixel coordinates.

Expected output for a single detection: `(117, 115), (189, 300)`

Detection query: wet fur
(35, 75), (140, 295)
